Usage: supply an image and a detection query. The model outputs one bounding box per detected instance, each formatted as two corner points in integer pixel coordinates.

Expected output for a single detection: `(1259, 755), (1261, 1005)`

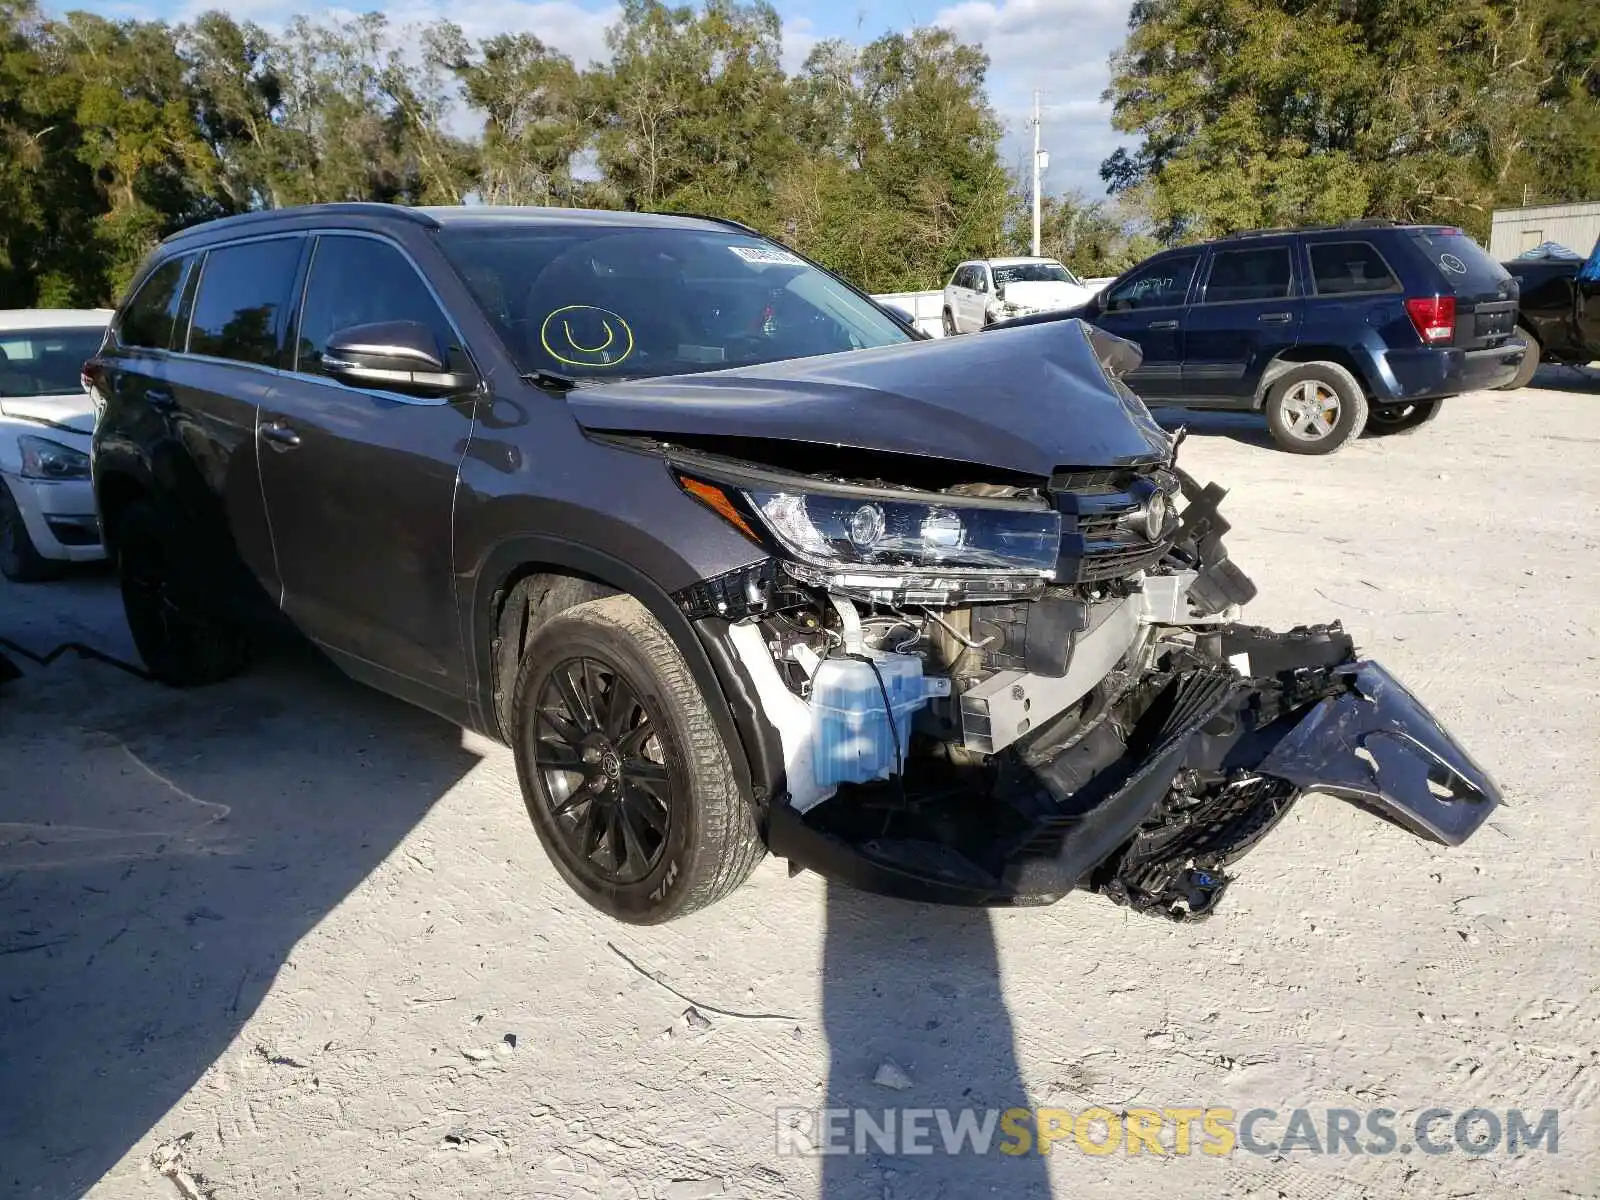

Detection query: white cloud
(147, 0), (619, 70)
(932, 0), (1134, 197)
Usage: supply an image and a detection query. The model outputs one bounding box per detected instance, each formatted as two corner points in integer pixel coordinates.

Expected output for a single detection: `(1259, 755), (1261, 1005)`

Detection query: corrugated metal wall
(1489, 201), (1600, 260)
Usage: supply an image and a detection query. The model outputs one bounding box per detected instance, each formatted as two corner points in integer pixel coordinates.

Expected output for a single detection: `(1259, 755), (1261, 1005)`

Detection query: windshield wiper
(523, 370), (582, 393)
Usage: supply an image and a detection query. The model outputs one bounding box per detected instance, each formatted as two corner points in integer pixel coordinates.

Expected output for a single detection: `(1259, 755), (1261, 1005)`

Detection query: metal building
(1489, 200), (1600, 260)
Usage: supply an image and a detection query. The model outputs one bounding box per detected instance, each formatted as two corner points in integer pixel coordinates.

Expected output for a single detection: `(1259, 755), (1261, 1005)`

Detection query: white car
(0, 309), (112, 580)
(941, 257), (1096, 334)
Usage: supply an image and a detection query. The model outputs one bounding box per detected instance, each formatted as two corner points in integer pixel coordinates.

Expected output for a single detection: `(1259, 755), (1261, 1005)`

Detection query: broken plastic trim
(1257, 661), (1501, 845)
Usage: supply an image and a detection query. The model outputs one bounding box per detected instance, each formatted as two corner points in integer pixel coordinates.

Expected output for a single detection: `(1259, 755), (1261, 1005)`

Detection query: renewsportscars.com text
(775, 1106), (1561, 1158)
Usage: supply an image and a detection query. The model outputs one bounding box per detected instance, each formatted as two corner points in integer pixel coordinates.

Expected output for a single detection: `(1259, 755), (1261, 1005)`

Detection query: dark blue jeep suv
(995, 222), (1526, 454)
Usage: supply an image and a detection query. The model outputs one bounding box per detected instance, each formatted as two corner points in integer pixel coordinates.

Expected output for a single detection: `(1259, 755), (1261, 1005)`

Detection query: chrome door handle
(1258, 312), (1293, 323)
(260, 421), (301, 449)
(1146, 319), (1179, 331)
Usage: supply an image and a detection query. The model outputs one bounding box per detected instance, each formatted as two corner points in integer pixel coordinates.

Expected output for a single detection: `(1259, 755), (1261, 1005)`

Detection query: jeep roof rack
(1218, 218), (1399, 241)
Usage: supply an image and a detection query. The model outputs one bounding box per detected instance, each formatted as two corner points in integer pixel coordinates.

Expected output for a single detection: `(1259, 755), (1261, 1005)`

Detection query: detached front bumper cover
(1257, 661), (1501, 846)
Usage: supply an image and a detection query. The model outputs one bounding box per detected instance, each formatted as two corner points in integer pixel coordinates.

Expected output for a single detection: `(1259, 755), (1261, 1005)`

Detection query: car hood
(0, 393), (95, 436)
(566, 320), (1171, 477)
(998, 280), (1094, 311)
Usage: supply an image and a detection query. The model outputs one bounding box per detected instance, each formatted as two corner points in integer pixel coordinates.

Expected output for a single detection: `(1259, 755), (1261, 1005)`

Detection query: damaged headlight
(676, 464), (1062, 601)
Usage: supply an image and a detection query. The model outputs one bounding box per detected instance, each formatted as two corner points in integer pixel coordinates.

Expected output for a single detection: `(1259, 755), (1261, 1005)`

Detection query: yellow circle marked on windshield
(540, 305), (635, 368)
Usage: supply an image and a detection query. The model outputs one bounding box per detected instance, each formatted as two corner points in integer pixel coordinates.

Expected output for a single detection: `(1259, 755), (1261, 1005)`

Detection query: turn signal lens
(679, 476), (762, 543)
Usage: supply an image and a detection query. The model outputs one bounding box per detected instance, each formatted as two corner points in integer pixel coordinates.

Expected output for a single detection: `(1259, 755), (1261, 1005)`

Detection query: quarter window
(119, 256), (189, 350)
(295, 236), (455, 376)
(1202, 246), (1293, 304)
(1309, 241), (1397, 295)
(1105, 254), (1199, 311)
(187, 238), (303, 366)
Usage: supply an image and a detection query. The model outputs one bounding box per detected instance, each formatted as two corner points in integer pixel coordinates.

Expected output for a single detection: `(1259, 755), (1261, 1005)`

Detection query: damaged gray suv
(89, 204), (1501, 924)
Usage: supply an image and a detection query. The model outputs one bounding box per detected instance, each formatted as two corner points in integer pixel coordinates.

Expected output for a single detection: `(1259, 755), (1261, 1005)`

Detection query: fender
(462, 534), (778, 825)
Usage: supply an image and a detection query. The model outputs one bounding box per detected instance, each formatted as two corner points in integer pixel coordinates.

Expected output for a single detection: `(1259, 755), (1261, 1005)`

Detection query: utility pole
(1031, 89), (1043, 257)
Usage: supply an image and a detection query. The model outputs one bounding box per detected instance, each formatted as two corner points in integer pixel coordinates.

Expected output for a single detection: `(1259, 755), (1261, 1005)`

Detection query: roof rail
(163, 202), (441, 244)
(666, 211), (762, 236)
(1218, 217), (1404, 241)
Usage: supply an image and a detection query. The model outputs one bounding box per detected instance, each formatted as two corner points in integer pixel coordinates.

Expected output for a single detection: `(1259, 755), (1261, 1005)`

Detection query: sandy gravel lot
(2, 375), (1597, 1200)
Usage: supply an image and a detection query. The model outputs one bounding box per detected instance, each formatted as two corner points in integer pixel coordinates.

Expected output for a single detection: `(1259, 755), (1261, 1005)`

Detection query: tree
(776, 28), (1013, 291)
(1014, 190), (1156, 278)
(428, 24), (587, 207)
(1102, 0), (1600, 242)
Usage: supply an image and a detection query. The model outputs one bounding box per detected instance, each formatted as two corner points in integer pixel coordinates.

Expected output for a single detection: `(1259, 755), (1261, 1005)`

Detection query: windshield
(436, 224), (911, 379)
(1407, 231), (1510, 295)
(992, 262), (1080, 287)
(0, 328), (104, 399)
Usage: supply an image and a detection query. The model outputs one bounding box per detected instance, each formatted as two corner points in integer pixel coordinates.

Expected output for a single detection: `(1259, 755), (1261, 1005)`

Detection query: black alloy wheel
(510, 594), (764, 923)
(117, 498), (247, 685)
(532, 655), (674, 886)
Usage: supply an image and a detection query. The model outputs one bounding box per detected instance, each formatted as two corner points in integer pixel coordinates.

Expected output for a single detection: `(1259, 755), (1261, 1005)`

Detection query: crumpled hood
(567, 319), (1171, 478)
(0, 392), (95, 437)
(997, 280), (1094, 312)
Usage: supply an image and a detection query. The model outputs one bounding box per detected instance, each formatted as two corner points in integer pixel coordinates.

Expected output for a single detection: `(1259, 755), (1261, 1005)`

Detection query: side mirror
(881, 303), (916, 325)
(322, 320), (476, 397)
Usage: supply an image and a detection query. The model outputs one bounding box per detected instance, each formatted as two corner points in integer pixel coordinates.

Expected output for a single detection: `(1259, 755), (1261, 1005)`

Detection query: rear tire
(1498, 326), (1540, 390)
(0, 479), (64, 583)
(117, 498), (248, 686)
(1365, 398), (1443, 436)
(1263, 363), (1368, 455)
(509, 595), (764, 923)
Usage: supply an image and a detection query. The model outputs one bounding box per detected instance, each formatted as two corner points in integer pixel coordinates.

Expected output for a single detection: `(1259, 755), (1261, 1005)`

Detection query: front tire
(509, 595), (764, 923)
(1498, 326), (1540, 390)
(1263, 363), (1368, 454)
(0, 479), (64, 583)
(941, 308), (957, 337)
(117, 498), (248, 685)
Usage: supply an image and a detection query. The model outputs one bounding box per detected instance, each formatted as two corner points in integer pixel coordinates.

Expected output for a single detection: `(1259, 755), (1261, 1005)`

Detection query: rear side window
(1309, 241), (1398, 295)
(0, 328), (107, 398)
(1105, 253), (1199, 311)
(119, 257), (188, 349)
(1408, 231), (1510, 294)
(1202, 246), (1293, 303)
(295, 235), (456, 375)
(186, 238), (303, 366)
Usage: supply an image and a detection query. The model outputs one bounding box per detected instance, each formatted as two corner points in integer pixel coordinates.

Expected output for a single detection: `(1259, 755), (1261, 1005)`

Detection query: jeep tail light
(1405, 295), (1455, 344)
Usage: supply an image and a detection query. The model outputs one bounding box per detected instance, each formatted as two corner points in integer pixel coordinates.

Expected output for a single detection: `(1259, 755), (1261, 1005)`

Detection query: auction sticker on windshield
(730, 245), (805, 267)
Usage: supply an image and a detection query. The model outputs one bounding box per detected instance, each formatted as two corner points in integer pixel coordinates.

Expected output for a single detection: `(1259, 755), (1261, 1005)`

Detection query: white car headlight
(18, 435), (91, 481)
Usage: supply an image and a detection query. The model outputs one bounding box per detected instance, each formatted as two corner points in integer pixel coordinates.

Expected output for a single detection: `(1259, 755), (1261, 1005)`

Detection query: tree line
(1, 0), (1595, 311)
(1103, 0), (1598, 243)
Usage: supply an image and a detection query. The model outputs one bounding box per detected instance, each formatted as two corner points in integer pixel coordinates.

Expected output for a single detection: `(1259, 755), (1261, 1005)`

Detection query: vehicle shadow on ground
(1150, 406), (1278, 450)
(819, 882), (1054, 1198)
(0, 640), (480, 1198)
(1529, 364), (1600, 394)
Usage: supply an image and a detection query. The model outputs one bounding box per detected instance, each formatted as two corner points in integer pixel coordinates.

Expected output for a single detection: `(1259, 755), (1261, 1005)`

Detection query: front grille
(1049, 466), (1174, 584)
(1071, 541), (1167, 583)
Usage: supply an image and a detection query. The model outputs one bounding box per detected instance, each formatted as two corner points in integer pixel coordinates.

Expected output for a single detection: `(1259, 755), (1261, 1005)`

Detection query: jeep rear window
(437, 224), (910, 379)
(1408, 230), (1510, 294)
(1308, 241), (1399, 295)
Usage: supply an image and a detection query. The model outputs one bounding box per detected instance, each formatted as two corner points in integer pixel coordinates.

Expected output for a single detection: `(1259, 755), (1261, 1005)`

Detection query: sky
(74, 0), (1137, 198)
